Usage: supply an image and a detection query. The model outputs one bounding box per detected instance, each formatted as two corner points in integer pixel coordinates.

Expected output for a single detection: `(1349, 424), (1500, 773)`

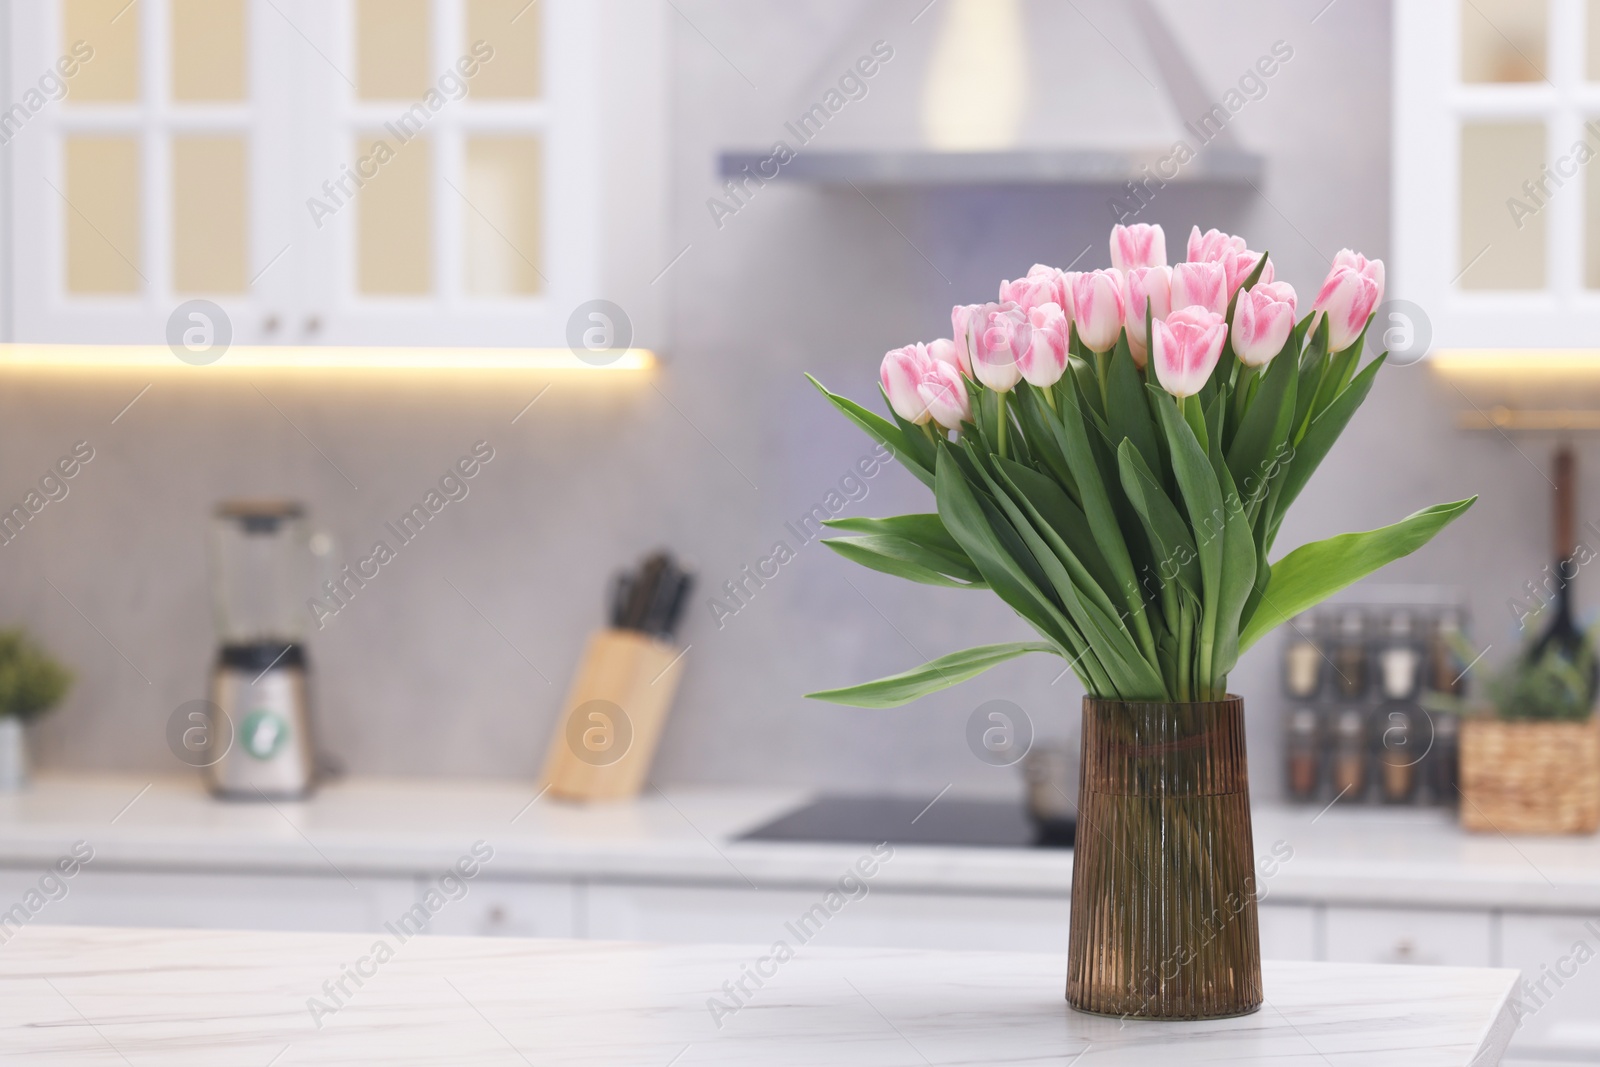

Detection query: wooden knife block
(539, 628), (687, 802)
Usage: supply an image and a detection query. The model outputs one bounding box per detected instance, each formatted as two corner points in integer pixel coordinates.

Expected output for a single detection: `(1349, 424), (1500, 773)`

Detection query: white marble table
(0, 925), (1519, 1065)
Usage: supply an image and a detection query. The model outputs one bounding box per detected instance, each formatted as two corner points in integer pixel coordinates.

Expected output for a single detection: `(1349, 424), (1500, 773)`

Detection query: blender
(205, 500), (318, 799)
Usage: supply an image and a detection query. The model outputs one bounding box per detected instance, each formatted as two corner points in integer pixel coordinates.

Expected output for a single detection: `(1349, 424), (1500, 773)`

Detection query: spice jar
(1283, 615), (1323, 700)
(1376, 703), (1419, 803)
(1429, 711), (1460, 804)
(1285, 707), (1321, 801)
(1377, 610), (1423, 701)
(1429, 608), (1470, 697)
(1331, 707), (1367, 800)
(1331, 609), (1369, 701)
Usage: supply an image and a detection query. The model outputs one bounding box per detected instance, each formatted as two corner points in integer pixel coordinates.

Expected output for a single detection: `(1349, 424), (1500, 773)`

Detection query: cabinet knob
(487, 905), (506, 926)
(262, 314), (280, 336)
(1394, 938), (1415, 961)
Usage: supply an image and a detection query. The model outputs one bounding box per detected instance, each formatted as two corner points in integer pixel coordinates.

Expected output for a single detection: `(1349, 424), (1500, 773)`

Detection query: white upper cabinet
(4, 0), (666, 349)
(1394, 0), (1600, 349)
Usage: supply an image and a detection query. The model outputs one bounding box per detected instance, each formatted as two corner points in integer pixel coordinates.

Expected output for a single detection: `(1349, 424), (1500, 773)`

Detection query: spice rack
(1280, 603), (1469, 806)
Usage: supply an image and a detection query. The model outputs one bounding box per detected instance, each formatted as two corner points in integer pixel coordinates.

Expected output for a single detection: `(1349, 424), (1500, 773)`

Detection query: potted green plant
(0, 629), (73, 791)
(807, 222), (1473, 1019)
(1462, 623), (1599, 834)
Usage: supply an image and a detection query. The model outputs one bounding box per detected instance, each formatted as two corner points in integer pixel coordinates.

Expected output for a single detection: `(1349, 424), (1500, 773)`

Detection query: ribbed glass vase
(1066, 695), (1263, 1020)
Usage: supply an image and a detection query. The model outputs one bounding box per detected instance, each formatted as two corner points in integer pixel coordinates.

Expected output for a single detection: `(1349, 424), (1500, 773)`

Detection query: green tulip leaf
(807, 374), (933, 488)
(805, 641), (1060, 708)
(1239, 497), (1478, 654)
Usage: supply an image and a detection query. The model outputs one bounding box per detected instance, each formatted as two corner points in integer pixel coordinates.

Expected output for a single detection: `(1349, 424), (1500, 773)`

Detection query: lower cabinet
(584, 882), (1072, 954)
(1498, 913), (1600, 1062)
(1323, 905), (1494, 967)
(418, 878), (579, 938)
(1258, 903), (1318, 960)
(0, 867), (416, 934)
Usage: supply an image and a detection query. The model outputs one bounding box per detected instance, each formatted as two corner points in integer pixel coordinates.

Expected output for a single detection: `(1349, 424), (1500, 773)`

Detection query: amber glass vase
(1066, 696), (1262, 1020)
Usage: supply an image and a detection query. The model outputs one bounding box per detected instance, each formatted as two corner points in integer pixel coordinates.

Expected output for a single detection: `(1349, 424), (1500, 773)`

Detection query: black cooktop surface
(738, 794), (1073, 849)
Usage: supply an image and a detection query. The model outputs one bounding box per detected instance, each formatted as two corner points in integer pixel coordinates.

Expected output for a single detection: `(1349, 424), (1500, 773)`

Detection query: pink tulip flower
(1231, 281), (1298, 367)
(951, 304), (986, 376)
(881, 344), (935, 425)
(1186, 225), (1273, 295)
(926, 337), (962, 370)
(999, 264), (1066, 313)
(1311, 249), (1385, 352)
(1122, 266), (1172, 368)
(971, 303), (1028, 392)
(1069, 268), (1126, 354)
(1018, 302), (1070, 387)
(1171, 261), (1229, 317)
(1110, 223), (1167, 272)
(918, 358), (972, 431)
(1152, 306), (1228, 398)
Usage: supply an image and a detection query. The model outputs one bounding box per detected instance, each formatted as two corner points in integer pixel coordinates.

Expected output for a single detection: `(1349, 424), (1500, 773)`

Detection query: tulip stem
(995, 391), (1009, 458)
(1041, 385), (1058, 413)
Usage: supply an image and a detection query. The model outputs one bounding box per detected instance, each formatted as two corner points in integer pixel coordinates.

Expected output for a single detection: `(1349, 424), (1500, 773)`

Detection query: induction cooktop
(738, 794), (1074, 850)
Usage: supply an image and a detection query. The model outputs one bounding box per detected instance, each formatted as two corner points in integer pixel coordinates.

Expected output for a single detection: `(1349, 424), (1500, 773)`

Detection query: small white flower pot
(0, 718), (29, 792)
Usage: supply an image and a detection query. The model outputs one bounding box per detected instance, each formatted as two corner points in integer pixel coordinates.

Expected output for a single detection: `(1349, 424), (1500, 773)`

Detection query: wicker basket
(1460, 718), (1600, 835)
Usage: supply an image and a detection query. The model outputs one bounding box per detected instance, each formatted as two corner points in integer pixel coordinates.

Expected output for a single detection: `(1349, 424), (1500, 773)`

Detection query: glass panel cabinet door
(3, 0), (656, 350)
(8, 0), (293, 343)
(1392, 0), (1600, 349)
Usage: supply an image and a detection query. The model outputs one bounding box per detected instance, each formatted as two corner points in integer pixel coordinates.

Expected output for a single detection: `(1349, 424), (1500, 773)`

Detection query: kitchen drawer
(417, 879), (578, 938)
(1324, 905), (1492, 967)
(1499, 912), (1600, 1061)
(1258, 903), (1318, 960)
(586, 883), (1070, 953)
(0, 867), (415, 934)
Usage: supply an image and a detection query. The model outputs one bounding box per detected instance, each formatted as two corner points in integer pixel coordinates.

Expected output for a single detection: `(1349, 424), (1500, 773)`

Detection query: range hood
(717, 0), (1263, 187)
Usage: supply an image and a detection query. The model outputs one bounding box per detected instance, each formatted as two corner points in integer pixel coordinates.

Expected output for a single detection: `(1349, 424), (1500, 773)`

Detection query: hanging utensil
(1529, 445), (1599, 702)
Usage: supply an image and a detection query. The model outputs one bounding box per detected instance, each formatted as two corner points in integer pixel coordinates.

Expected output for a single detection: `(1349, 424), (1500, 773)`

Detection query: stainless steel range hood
(717, 0), (1264, 187)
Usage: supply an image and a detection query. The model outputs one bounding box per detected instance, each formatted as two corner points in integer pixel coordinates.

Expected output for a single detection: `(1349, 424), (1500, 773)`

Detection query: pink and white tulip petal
(1311, 250), (1384, 351)
(1018, 302), (1070, 387)
(1186, 225), (1270, 295)
(1110, 223), (1167, 272)
(926, 337), (962, 370)
(951, 304), (987, 376)
(1069, 269), (1126, 354)
(972, 303), (1028, 392)
(1122, 266), (1173, 368)
(881, 344), (934, 425)
(918, 359), (972, 431)
(1152, 306), (1228, 398)
(1171, 261), (1229, 318)
(999, 264), (1067, 312)
(1231, 281), (1298, 367)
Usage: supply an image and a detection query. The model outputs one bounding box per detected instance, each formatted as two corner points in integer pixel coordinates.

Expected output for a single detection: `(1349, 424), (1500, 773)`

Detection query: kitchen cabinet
(1257, 903), (1318, 961)
(584, 882), (1072, 954)
(1498, 913), (1600, 1062)
(0, 868), (415, 934)
(418, 878), (579, 939)
(1324, 905), (1494, 967)
(2, 0), (667, 349)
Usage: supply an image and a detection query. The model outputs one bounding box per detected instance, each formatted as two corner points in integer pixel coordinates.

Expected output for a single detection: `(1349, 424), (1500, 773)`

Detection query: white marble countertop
(2, 774), (1599, 911)
(0, 925), (1520, 1065)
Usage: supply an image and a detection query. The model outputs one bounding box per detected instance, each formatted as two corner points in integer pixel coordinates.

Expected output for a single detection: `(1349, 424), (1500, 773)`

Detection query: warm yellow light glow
(1430, 349), (1600, 378)
(0, 345), (657, 374)
(921, 0), (1026, 151)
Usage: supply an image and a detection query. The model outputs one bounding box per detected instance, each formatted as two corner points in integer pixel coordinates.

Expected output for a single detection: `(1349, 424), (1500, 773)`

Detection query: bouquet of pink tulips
(808, 224), (1475, 706)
